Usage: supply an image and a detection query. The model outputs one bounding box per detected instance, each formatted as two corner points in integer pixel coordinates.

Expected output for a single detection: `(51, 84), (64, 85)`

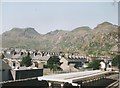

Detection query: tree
(88, 59), (101, 70)
(112, 55), (120, 70)
(47, 56), (62, 71)
(21, 55), (32, 67)
(63, 82), (73, 88)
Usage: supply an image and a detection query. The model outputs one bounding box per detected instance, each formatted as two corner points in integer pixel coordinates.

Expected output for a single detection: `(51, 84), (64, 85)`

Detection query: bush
(112, 55), (120, 69)
(88, 59), (101, 70)
(21, 55), (32, 67)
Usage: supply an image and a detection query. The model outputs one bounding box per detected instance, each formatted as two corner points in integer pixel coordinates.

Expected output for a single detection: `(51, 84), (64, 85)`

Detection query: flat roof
(38, 70), (111, 83)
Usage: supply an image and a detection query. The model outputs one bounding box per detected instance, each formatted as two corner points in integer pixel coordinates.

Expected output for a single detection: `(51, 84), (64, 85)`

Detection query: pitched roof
(32, 55), (50, 61)
(65, 57), (86, 62)
(11, 54), (22, 59)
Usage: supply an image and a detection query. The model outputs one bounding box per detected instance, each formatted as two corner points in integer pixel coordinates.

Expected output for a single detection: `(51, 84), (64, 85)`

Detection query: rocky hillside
(2, 22), (118, 56)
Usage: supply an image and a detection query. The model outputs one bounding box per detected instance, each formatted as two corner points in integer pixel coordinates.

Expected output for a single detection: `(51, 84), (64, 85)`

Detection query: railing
(106, 80), (119, 88)
(0, 77), (37, 84)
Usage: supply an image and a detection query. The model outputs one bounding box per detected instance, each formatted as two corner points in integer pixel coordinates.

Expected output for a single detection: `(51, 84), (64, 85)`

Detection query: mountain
(2, 27), (40, 38)
(2, 22), (118, 56)
(2, 27), (41, 49)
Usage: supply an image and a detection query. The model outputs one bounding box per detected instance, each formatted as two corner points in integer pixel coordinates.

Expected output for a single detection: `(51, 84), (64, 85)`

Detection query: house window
(13, 62), (16, 67)
(35, 62), (38, 68)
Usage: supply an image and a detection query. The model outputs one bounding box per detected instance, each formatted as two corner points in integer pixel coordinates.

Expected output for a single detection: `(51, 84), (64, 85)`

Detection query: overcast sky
(1, 1), (118, 34)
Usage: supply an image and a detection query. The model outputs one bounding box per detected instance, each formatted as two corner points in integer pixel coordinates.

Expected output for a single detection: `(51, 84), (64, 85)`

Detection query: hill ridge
(2, 21), (118, 55)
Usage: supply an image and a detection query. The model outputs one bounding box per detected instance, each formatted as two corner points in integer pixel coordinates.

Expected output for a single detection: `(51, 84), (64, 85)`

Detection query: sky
(1, 1), (118, 34)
